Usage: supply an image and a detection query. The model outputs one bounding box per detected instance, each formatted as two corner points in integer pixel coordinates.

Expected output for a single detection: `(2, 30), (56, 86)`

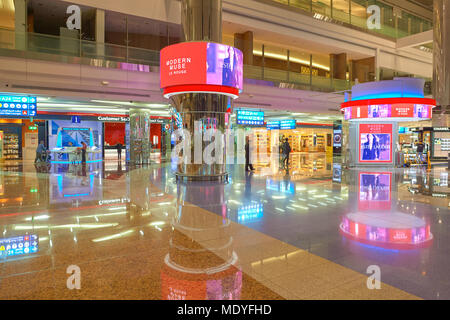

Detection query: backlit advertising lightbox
(160, 42), (243, 98)
(359, 123), (392, 163)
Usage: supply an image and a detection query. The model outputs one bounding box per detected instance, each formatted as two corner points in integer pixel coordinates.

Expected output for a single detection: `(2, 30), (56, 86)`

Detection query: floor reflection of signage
(333, 164), (342, 183)
(340, 212), (431, 249)
(266, 179), (295, 195)
(161, 266), (242, 300)
(358, 172), (392, 211)
(237, 203), (263, 222)
(0, 234), (38, 257)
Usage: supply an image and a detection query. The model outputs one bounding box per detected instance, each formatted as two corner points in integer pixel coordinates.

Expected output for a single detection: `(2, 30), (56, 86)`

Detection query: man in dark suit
(245, 136), (255, 172)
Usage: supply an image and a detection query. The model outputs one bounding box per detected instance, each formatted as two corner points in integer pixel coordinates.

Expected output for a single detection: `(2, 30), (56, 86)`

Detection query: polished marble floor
(0, 155), (448, 299)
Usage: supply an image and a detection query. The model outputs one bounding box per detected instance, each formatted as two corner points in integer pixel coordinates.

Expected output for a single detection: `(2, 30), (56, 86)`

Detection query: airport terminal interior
(0, 0), (449, 301)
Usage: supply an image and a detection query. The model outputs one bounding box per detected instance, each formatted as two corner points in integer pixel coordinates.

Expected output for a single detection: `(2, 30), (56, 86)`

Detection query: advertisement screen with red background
(344, 104), (432, 120)
(359, 123), (393, 163)
(160, 42), (206, 89)
(160, 42), (243, 92)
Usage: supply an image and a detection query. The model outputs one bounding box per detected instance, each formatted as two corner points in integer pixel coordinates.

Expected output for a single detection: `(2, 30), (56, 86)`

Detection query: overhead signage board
(236, 110), (264, 126)
(97, 116), (129, 122)
(0, 95), (37, 117)
(266, 121), (280, 130)
(279, 119), (296, 130)
(266, 119), (296, 130)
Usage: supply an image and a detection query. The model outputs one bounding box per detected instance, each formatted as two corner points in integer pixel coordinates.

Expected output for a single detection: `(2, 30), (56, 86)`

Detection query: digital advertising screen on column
(160, 42), (243, 98)
(0, 95), (37, 117)
(359, 123), (393, 163)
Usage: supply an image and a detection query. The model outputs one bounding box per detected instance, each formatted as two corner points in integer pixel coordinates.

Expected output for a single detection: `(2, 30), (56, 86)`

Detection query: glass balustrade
(260, 0), (432, 39)
(0, 28), (351, 92)
(0, 28), (160, 67)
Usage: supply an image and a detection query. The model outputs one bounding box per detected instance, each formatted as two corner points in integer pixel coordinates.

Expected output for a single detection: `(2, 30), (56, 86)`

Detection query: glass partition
(333, 0), (350, 24)
(257, 0), (432, 39)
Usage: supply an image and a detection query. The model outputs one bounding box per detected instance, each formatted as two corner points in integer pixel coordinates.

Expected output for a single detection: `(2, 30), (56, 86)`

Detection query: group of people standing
(245, 136), (292, 172)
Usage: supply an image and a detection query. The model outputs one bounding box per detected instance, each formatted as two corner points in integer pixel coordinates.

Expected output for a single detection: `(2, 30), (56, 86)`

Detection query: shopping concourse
(0, 0), (449, 306)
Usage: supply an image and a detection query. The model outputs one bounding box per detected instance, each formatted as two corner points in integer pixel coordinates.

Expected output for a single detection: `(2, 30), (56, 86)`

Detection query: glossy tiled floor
(0, 154), (448, 299)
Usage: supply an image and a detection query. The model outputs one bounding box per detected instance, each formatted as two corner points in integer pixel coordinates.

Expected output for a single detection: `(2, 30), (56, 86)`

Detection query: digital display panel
(206, 43), (243, 90)
(0, 95), (37, 117)
(236, 110), (264, 126)
(368, 105), (391, 118)
(333, 129), (342, 148)
(59, 127), (92, 147)
(160, 42), (243, 92)
(0, 234), (38, 257)
(359, 123), (392, 163)
(343, 104), (432, 120)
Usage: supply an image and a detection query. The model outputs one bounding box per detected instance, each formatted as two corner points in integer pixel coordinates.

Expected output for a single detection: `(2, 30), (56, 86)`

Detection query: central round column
(169, 0), (231, 181)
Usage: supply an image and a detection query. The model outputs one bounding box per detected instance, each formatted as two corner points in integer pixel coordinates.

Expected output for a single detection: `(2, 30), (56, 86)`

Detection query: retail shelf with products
(3, 133), (20, 160)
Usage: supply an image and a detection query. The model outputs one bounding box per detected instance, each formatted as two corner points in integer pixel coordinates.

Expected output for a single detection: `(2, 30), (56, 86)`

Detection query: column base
(175, 172), (229, 182)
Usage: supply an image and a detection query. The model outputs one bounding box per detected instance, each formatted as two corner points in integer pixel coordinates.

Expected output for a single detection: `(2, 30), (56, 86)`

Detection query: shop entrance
(0, 119), (45, 161)
(104, 122), (126, 161)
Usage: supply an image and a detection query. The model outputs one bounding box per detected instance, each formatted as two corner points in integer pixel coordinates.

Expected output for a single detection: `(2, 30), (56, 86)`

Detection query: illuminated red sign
(160, 42), (243, 99)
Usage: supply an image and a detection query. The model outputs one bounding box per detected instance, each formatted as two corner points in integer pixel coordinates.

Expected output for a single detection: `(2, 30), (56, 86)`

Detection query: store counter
(50, 147), (102, 163)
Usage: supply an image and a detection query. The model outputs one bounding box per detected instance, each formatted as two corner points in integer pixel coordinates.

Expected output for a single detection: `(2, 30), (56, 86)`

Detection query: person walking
(416, 140), (425, 163)
(245, 136), (255, 172)
(116, 142), (123, 161)
(281, 138), (291, 170)
(34, 140), (46, 163)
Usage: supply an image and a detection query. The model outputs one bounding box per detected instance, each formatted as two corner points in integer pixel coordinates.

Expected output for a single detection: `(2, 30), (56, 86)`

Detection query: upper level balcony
(256, 0), (432, 40)
(0, 28), (353, 94)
